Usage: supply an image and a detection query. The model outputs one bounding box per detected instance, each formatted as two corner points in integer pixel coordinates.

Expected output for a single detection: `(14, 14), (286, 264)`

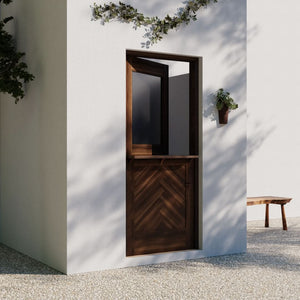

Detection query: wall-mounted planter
(215, 88), (238, 125)
(218, 106), (229, 124)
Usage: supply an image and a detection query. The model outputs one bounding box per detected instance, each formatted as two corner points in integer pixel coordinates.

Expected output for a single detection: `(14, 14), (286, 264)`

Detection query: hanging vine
(93, 0), (218, 46)
(0, 0), (34, 103)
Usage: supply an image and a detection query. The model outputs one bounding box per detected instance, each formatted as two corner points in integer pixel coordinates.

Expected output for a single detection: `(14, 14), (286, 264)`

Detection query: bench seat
(247, 196), (292, 230)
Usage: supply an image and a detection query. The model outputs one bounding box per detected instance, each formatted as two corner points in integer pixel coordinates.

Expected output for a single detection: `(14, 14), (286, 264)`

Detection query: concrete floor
(0, 217), (299, 299)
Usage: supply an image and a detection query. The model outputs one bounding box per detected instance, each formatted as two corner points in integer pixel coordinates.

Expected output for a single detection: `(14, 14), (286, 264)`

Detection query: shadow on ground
(0, 243), (62, 275)
(132, 217), (300, 274)
(1, 218), (299, 275)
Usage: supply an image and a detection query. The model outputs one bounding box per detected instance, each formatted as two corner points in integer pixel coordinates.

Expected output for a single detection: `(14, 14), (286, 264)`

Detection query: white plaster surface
(2, 0), (299, 273)
(0, 0), (67, 273)
(0, 0), (246, 274)
(67, 0), (247, 273)
(247, 0), (300, 220)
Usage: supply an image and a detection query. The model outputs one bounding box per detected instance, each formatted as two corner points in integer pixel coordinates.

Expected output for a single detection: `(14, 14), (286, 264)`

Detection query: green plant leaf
(92, 0), (218, 45)
(215, 88), (238, 111)
(0, 6), (34, 103)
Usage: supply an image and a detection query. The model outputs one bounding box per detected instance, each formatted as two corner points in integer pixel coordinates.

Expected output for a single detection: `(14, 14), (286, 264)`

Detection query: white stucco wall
(0, 0), (67, 272)
(67, 0), (246, 273)
(247, 0), (300, 220)
(2, 0), (298, 273)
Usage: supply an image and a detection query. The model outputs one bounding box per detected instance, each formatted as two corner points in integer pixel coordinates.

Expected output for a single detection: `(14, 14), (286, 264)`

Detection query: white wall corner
(0, 0), (68, 273)
(67, 0), (247, 273)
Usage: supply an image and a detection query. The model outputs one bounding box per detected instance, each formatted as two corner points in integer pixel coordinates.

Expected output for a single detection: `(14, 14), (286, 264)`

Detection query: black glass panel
(132, 72), (161, 145)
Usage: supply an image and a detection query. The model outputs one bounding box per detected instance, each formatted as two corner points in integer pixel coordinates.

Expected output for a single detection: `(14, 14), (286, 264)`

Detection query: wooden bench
(247, 196), (292, 230)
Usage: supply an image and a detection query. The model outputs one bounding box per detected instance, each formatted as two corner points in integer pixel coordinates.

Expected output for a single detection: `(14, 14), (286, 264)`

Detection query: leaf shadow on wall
(69, 0), (249, 271)
(67, 123), (126, 271)
(175, 0), (250, 256)
(166, 0), (285, 268)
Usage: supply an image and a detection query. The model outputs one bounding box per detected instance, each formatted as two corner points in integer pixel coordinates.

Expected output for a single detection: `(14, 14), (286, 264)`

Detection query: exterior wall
(67, 0), (246, 273)
(0, 0), (67, 272)
(2, 0), (298, 272)
(247, 0), (300, 220)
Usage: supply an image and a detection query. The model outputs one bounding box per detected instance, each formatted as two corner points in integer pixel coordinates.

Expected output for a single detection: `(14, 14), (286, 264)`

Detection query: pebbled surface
(0, 218), (299, 299)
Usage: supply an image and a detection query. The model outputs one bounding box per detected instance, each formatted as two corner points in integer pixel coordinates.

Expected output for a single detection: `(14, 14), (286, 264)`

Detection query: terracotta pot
(218, 106), (229, 124)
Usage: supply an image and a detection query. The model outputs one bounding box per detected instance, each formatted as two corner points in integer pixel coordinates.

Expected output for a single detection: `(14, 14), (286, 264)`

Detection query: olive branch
(92, 0), (218, 47)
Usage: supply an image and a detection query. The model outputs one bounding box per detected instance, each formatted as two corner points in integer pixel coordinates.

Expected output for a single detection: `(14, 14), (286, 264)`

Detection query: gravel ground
(0, 217), (299, 300)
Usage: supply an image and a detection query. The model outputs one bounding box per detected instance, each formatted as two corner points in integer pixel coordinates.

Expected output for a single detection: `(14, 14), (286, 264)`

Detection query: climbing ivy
(0, 0), (34, 103)
(93, 0), (218, 46)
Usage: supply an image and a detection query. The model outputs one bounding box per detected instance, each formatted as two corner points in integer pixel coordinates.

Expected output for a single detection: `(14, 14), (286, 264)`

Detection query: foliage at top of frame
(0, 0), (13, 4)
(92, 0), (218, 46)
(0, 0), (34, 103)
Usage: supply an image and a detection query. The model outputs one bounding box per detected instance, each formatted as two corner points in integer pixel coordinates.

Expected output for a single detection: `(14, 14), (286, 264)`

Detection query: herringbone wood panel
(127, 159), (195, 255)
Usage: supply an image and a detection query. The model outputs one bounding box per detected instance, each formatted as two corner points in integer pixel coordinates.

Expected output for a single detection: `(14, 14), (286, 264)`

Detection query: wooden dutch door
(126, 51), (201, 256)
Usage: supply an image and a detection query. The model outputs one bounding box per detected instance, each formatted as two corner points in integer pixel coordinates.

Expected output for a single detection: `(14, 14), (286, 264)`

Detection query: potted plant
(215, 88), (238, 124)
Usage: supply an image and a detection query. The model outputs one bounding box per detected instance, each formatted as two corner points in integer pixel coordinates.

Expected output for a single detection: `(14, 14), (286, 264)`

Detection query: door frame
(126, 50), (201, 155)
(126, 50), (203, 254)
(127, 57), (169, 155)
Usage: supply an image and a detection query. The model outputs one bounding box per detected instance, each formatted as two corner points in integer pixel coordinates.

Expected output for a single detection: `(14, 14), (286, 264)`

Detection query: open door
(126, 52), (199, 256)
(127, 57), (169, 156)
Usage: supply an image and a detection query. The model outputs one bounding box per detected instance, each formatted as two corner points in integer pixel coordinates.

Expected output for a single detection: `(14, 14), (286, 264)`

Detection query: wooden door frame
(126, 50), (201, 156)
(127, 57), (169, 155)
(126, 50), (202, 253)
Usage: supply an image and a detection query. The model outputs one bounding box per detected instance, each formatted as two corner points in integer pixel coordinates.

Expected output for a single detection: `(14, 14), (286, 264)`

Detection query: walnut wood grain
(247, 196), (292, 206)
(265, 203), (269, 227)
(128, 155), (199, 159)
(126, 50), (200, 255)
(247, 196), (292, 230)
(127, 56), (168, 156)
(281, 204), (287, 231)
(126, 59), (133, 156)
(127, 159), (196, 255)
(127, 49), (200, 62)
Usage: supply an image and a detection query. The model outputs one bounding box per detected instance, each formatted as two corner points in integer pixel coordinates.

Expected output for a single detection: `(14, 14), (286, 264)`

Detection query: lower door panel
(126, 158), (196, 256)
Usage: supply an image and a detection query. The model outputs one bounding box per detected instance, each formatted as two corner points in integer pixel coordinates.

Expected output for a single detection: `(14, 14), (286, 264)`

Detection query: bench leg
(265, 203), (269, 228)
(281, 204), (288, 230)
